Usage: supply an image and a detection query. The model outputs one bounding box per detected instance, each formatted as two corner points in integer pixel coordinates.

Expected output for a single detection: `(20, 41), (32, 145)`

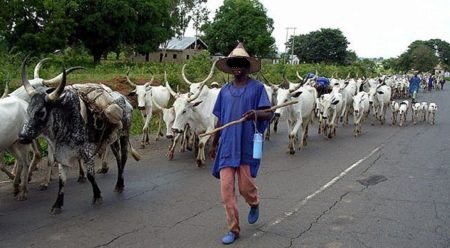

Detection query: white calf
(398, 100), (409, 127)
(390, 101), (400, 126)
(427, 103), (438, 125)
(352, 91), (370, 136)
(411, 102), (421, 125)
(420, 102), (428, 122)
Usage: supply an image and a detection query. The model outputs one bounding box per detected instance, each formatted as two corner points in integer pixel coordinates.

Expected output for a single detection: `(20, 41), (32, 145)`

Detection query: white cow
(126, 72), (171, 148)
(398, 100), (409, 127)
(338, 78), (357, 125)
(427, 103), (438, 125)
(352, 91), (370, 137)
(317, 89), (344, 139)
(0, 96), (39, 200)
(411, 101), (421, 125)
(168, 69), (219, 166)
(368, 84), (392, 125)
(274, 85), (316, 154)
(390, 101), (400, 126)
(152, 92), (193, 160)
(419, 102), (428, 122)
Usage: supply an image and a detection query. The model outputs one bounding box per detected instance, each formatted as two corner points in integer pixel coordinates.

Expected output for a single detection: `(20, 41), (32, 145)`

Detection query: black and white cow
(18, 58), (137, 214)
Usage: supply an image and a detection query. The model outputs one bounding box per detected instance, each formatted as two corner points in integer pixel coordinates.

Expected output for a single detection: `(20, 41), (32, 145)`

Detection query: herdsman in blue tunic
(209, 42), (273, 245)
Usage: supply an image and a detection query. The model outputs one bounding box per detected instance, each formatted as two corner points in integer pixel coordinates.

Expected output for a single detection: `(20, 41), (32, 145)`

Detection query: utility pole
(285, 27), (297, 64)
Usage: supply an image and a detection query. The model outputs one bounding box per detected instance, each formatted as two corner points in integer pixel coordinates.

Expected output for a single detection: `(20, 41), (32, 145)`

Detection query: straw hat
(216, 42), (261, 74)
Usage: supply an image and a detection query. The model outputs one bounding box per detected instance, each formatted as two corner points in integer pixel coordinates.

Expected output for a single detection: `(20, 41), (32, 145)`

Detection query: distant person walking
(209, 42), (273, 245)
(409, 72), (421, 102)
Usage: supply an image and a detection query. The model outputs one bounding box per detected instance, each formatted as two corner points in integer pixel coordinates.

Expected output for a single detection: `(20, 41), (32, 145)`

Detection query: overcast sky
(185, 0), (450, 58)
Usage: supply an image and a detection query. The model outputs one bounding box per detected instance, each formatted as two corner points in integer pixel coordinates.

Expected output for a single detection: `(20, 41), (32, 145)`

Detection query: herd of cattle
(0, 58), (442, 214)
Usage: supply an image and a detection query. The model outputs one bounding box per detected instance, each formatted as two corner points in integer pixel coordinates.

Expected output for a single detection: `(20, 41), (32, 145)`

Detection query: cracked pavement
(1, 89), (450, 247)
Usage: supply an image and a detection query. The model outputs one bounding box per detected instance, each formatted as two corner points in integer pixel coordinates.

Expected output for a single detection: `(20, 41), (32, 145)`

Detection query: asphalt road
(0, 87), (449, 248)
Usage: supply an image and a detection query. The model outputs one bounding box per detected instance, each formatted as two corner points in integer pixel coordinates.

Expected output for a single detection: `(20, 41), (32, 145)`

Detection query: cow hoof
(16, 193), (27, 201)
(77, 176), (87, 183)
(97, 168), (109, 174)
(289, 150), (295, 155)
(140, 144), (145, 149)
(114, 185), (124, 193)
(92, 197), (103, 205)
(196, 160), (204, 167)
(39, 184), (49, 191)
(51, 207), (62, 215)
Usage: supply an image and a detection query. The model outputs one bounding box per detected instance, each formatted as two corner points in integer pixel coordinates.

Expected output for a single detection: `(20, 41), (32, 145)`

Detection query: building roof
(160, 37), (208, 51)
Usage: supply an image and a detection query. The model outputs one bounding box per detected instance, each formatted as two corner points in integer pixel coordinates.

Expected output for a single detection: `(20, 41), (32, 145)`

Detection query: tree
(289, 28), (350, 65)
(69, 0), (138, 64)
(201, 0), (276, 58)
(1, 0), (75, 55)
(395, 40), (439, 72)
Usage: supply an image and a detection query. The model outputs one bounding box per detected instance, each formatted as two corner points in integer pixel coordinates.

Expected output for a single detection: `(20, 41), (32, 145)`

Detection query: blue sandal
(222, 231), (238, 245)
(248, 205), (259, 224)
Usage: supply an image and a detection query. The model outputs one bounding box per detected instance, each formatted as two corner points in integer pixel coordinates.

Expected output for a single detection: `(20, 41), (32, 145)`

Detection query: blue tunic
(409, 76), (421, 93)
(212, 79), (271, 179)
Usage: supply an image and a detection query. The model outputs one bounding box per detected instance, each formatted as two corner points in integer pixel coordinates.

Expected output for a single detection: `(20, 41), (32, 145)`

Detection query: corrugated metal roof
(160, 37), (207, 51)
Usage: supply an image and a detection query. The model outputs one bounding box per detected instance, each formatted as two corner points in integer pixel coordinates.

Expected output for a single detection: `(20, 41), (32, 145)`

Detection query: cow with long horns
(18, 57), (138, 214)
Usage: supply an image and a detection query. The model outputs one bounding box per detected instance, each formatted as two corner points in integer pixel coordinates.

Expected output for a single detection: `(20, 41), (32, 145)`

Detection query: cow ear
(192, 101), (203, 107)
(128, 90), (136, 96)
(291, 91), (303, 98)
(332, 99), (340, 105)
(377, 91), (384, 94)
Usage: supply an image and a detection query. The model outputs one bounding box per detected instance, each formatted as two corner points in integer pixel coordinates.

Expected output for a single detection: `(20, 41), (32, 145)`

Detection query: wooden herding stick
(199, 100), (298, 137)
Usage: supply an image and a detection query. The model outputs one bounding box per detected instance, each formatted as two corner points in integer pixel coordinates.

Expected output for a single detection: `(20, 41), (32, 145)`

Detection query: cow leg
(40, 146), (56, 191)
(109, 141), (124, 192)
(51, 163), (68, 214)
(84, 159), (102, 205)
(156, 113), (164, 141)
(299, 122), (309, 150)
(78, 159), (87, 182)
(96, 148), (109, 174)
(27, 140), (42, 182)
(196, 135), (209, 167)
(10, 144), (30, 200)
(167, 133), (181, 160)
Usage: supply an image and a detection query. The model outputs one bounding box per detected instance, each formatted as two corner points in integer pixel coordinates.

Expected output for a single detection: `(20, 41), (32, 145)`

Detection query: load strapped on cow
(72, 83), (124, 146)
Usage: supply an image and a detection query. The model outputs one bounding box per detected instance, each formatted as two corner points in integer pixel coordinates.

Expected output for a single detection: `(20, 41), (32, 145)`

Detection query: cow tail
(129, 141), (142, 161)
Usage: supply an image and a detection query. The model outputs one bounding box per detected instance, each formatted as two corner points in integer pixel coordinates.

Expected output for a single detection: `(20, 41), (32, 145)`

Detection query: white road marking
(253, 145), (383, 237)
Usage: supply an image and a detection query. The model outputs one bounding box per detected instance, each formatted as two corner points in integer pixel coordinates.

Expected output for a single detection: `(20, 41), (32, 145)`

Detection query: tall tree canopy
(289, 28), (350, 65)
(393, 40), (446, 72)
(201, 0), (276, 58)
(1, 0), (75, 56)
(1, 0), (206, 63)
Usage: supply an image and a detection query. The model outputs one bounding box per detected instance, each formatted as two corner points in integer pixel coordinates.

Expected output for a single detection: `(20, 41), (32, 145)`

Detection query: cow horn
(200, 60), (217, 84)
(42, 66), (84, 86)
(289, 81), (302, 93)
(126, 69), (137, 87)
(182, 60), (217, 85)
(296, 71), (304, 81)
(21, 55), (36, 96)
(165, 71), (178, 97)
(1, 76), (9, 99)
(144, 74), (154, 85)
(46, 67), (66, 101)
(181, 64), (193, 85)
(33, 57), (51, 78)
(346, 72), (351, 79)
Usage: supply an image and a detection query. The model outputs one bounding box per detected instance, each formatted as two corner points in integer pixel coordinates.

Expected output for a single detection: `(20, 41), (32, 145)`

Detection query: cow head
(126, 71), (153, 110)
(19, 57), (67, 144)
